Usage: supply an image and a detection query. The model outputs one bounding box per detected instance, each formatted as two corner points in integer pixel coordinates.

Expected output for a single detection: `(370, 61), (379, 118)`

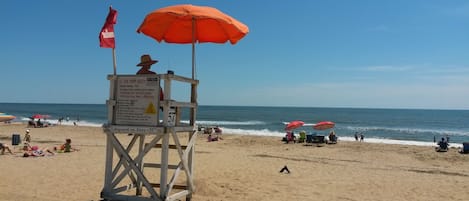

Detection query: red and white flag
(99, 7), (118, 48)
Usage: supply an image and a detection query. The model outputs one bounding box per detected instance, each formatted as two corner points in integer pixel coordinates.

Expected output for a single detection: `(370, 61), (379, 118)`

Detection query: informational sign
(167, 107), (176, 126)
(114, 75), (160, 126)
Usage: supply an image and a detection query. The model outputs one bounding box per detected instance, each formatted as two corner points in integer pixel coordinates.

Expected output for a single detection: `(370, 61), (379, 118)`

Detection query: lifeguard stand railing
(101, 72), (199, 201)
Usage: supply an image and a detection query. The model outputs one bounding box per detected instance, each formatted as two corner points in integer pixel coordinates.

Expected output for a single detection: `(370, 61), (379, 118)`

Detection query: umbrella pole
(192, 17), (195, 80)
(192, 42), (195, 79)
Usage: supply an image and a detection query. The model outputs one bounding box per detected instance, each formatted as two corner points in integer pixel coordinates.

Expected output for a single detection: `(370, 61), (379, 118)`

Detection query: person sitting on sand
(28, 118), (37, 127)
(213, 126), (223, 140)
(435, 137), (449, 152)
(207, 134), (218, 142)
(214, 126), (222, 134)
(54, 138), (79, 152)
(207, 133), (222, 142)
(285, 131), (295, 143)
(37, 119), (43, 127)
(328, 130), (337, 143)
(0, 142), (13, 155)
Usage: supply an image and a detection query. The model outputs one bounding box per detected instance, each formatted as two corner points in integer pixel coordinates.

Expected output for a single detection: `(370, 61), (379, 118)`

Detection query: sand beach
(1, 123), (469, 201)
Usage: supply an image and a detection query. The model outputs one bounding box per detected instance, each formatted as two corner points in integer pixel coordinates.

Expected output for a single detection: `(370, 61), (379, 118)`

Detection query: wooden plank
(105, 125), (194, 134)
(150, 183), (188, 190)
(166, 190), (190, 201)
(190, 83), (197, 126)
(137, 135), (146, 195)
(102, 131), (114, 196)
(166, 161), (183, 196)
(174, 126), (195, 132)
(103, 194), (160, 201)
(113, 183), (137, 193)
(166, 101), (197, 108)
(106, 125), (165, 134)
(160, 74), (199, 84)
(187, 130), (197, 195)
(160, 133), (170, 196)
(146, 143), (187, 150)
(172, 132), (196, 190)
(143, 163), (181, 170)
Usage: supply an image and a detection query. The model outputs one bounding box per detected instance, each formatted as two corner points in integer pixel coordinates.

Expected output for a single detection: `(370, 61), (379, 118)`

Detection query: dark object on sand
(279, 165), (290, 174)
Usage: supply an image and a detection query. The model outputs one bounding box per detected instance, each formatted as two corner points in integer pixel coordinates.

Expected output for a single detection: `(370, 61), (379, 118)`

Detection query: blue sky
(1, 1), (469, 110)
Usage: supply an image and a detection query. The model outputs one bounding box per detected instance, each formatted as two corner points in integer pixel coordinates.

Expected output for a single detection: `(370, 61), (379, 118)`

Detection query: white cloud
(362, 65), (414, 72)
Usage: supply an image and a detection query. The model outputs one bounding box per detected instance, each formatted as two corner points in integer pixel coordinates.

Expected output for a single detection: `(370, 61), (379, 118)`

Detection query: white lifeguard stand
(101, 73), (199, 201)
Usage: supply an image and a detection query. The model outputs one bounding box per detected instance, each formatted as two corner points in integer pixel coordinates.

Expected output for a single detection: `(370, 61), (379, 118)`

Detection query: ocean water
(1, 103), (468, 147)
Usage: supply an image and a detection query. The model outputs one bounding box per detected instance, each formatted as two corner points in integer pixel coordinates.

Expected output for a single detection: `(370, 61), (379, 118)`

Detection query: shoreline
(3, 122), (464, 148)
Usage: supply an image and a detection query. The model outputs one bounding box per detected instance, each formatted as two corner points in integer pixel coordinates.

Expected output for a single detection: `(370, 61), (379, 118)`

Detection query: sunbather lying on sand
(23, 145), (54, 157)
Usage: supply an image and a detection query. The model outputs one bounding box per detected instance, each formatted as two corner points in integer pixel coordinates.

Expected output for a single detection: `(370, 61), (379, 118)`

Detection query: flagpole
(112, 48), (117, 75)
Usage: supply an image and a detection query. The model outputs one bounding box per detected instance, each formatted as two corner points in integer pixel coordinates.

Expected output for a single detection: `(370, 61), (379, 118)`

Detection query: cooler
(12, 134), (21, 145)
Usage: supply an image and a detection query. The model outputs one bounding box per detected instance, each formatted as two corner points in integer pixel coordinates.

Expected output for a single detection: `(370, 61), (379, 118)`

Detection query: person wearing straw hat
(136, 54), (164, 100)
(136, 54), (158, 74)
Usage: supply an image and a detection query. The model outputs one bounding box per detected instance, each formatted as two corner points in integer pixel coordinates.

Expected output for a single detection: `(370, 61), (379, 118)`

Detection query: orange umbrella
(137, 4), (249, 79)
(0, 113), (15, 122)
(313, 121), (335, 130)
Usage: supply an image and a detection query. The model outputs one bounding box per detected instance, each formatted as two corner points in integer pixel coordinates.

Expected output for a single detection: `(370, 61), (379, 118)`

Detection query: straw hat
(137, 54), (158, 66)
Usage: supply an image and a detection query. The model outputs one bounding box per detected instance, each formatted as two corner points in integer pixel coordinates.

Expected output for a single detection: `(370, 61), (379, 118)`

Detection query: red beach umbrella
(31, 114), (50, 119)
(313, 121), (335, 130)
(285, 120), (305, 130)
(137, 4), (249, 79)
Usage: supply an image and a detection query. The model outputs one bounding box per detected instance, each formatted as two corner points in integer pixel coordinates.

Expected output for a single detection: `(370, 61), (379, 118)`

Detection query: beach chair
(312, 135), (325, 144)
(435, 140), (449, 152)
(328, 135), (338, 144)
(459, 142), (469, 154)
(28, 120), (37, 127)
(306, 134), (313, 143)
(298, 131), (306, 143)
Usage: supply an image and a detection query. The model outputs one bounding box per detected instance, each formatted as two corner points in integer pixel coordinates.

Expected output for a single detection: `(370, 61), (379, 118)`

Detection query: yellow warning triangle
(145, 102), (157, 114)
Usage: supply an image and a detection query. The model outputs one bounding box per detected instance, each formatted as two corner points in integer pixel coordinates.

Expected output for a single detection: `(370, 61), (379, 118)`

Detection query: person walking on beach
(354, 132), (359, 141)
(24, 129), (31, 143)
(360, 133), (364, 142)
